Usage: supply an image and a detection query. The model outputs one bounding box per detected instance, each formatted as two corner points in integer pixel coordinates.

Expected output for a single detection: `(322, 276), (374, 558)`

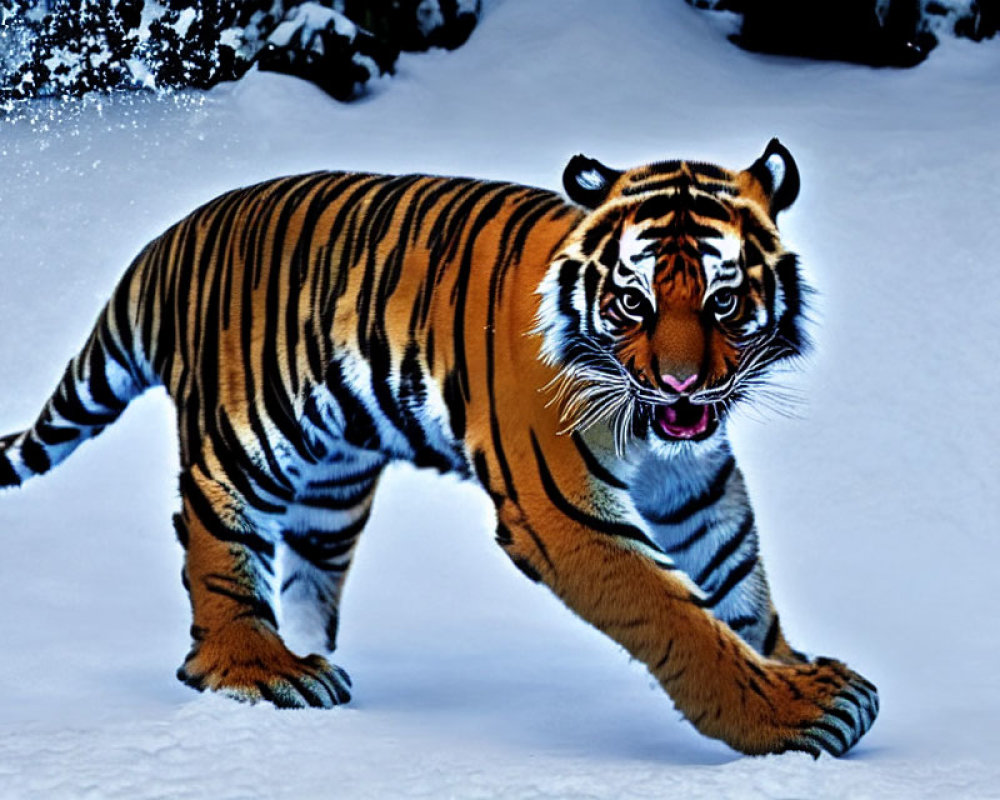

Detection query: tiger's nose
(661, 372), (698, 394)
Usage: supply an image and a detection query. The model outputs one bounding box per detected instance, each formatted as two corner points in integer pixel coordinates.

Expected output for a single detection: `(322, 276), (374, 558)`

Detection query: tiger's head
(537, 139), (808, 453)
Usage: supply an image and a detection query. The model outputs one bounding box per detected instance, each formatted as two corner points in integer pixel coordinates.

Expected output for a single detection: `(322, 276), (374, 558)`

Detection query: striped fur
(0, 140), (877, 756)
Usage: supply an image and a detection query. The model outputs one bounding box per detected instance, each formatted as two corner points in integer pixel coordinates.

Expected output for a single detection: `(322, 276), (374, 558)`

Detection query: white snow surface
(1, 1), (999, 797)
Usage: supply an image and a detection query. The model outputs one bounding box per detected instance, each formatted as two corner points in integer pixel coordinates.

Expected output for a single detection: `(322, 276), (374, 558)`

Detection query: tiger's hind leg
(174, 463), (351, 708)
(279, 453), (386, 655)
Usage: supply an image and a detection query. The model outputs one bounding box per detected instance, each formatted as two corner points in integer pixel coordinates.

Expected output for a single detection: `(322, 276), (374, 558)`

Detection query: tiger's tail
(0, 262), (155, 488)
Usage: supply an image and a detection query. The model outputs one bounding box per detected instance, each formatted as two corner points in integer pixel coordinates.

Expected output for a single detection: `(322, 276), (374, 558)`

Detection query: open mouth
(652, 398), (719, 442)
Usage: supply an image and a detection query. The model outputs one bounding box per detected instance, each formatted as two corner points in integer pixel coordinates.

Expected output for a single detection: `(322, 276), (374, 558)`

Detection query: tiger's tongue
(658, 403), (710, 439)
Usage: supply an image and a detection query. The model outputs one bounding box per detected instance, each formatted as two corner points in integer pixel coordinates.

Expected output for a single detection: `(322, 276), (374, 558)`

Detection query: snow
(267, 3), (357, 49)
(1, 0), (999, 796)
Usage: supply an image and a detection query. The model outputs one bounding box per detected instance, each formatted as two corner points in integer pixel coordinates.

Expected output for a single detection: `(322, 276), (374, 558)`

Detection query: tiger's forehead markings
(621, 160), (738, 198)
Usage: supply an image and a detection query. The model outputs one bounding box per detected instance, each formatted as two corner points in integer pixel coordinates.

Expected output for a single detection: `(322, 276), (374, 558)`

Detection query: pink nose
(661, 373), (698, 393)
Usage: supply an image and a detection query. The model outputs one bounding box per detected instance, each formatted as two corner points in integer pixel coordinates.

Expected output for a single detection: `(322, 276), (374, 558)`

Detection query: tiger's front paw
(697, 654), (878, 757)
(177, 622), (352, 709)
(786, 657), (879, 758)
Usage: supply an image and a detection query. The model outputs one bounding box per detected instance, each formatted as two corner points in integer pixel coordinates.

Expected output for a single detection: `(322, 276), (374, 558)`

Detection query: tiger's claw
(790, 659), (879, 757)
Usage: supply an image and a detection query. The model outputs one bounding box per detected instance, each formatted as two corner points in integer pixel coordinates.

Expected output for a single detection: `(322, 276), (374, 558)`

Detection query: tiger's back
(132, 173), (578, 479)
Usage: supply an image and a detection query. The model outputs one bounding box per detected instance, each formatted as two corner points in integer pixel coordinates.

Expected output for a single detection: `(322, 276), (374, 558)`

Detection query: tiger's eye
(619, 290), (643, 314)
(711, 289), (738, 318)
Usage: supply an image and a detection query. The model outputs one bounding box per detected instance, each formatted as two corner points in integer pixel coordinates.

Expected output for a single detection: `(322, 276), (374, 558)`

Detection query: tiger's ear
(746, 138), (800, 219)
(563, 154), (624, 209)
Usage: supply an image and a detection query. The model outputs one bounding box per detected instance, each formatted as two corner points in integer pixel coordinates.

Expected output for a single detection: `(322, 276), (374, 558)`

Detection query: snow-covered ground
(1, 1), (999, 797)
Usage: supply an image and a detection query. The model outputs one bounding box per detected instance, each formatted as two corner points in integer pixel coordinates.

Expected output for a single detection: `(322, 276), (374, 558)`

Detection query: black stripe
(180, 470), (276, 560)
(413, 179), (477, 328)
(597, 236), (619, 269)
(19, 435), (51, 475)
(87, 340), (125, 411)
(775, 253), (807, 353)
(284, 674), (327, 708)
(688, 162), (730, 181)
(450, 186), (522, 409)
(726, 614), (758, 632)
(485, 195), (566, 503)
(307, 463), (384, 491)
(570, 432), (627, 489)
(365, 325), (410, 445)
(34, 420), (80, 445)
(662, 522), (710, 554)
(260, 180), (333, 466)
(172, 512), (189, 548)
(656, 220), (726, 242)
(529, 430), (661, 549)
(300, 392), (330, 460)
(324, 359), (382, 451)
(811, 720), (851, 754)
(137, 244), (157, 372)
(0, 445), (21, 486)
(398, 341), (466, 472)
(495, 517), (556, 578)
(411, 177), (471, 248)
(581, 261), (602, 337)
(643, 160), (682, 176)
(50, 365), (119, 426)
(150, 239), (177, 382)
(285, 178), (357, 394)
(641, 456), (735, 525)
(690, 192), (732, 222)
(285, 512), (370, 565)
(580, 217), (615, 258)
(262, 366), (317, 466)
(699, 240), (722, 258)
(694, 513), (755, 586)
(355, 175), (417, 352)
(762, 614), (780, 656)
(201, 574), (278, 629)
(498, 194), (569, 285)
(509, 556), (541, 583)
(653, 639), (674, 671)
(422, 180), (491, 300)
(495, 521), (513, 546)
(297, 484), (375, 510)
(213, 409), (293, 507)
(556, 258), (582, 325)
(442, 369), (466, 442)
(698, 553), (757, 608)
(322, 175), (389, 332)
(303, 318), (326, 386)
(634, 195), (677, 224)
(254, 680), (296, 708)
(521, 519), (556, 575)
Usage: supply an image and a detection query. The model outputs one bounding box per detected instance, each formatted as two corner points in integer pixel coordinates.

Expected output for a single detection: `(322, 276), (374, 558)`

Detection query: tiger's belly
(296, 351), (471, 482)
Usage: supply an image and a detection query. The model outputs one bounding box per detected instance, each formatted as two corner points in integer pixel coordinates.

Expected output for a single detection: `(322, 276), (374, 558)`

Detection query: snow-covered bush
(0, 0), (482, 110)
(688, 0), (997, 65)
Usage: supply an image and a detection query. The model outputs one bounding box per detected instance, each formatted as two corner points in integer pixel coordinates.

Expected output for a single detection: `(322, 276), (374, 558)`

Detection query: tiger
(0, 139), (878, 757)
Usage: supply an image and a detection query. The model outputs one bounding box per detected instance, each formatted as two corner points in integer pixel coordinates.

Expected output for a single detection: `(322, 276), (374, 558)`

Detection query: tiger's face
(538, 140), (807, 453)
